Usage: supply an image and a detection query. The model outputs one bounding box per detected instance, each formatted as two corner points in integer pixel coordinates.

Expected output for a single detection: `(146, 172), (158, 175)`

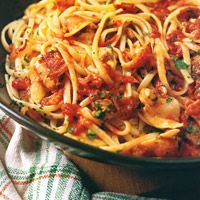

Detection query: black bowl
(1, 0), (200, 169)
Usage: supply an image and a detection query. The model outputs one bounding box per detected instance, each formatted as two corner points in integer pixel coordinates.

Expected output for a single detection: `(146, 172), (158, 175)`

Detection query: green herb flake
(107, 44), (112, 49)
(186, 120), (193, 134)
(137, 103), (144, 110)
(67, 127), (75, 134)
(24, 56), (30, 63)
(96, 109), (105, 119)
(94, 100), (101, 109)
(197, 50), (200, 55)
(17, 102), (24, 111)
(106, 17), (110, 23)
(197, 89), (200, 93)
(166, 97), (173, 103)
(87, 130), (96, 139)
(174, 59), (189, 69)
(99, 92), (106, 99)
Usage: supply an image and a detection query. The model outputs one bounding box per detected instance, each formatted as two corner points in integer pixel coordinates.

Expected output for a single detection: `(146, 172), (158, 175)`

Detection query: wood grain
(66, 153), (200, 200)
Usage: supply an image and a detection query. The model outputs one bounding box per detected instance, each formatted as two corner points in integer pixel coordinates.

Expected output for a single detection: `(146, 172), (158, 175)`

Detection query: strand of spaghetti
(57, 43), (78, 104)
(101, 133), (159, 152)
(81, 107), (102, 125)
(88, 124), (117, 146)
(105, 121), (132, 136)
(5, 75), (61, 113)
(25, 0), (53, 17)
(177, 42), (193, 84)
(114, 14), (152, 34)
(101, 27), (118, 44)
(114, 0), (157, 4)
(63, 79), (72, 104)
(154, 38), (188, 96)
(163, 6), (200, 41)
(1, 21), (19, 51)
(92, 11), (118, 84)
(77, 0), (115, 12)
(80, 98), (91, 107)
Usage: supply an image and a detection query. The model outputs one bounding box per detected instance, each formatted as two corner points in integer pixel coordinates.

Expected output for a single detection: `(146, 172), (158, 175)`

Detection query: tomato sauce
(12, 77), (30, 91)
(41, 89), (63, 106)
(40, 51), (67, 79)
(55, 0), (74, 11)
(115, 3), (140, 14)
(167, 30), (185, 57)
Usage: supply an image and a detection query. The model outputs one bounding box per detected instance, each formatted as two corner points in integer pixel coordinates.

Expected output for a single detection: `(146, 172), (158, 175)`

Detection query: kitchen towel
(0, 110), (158, 200)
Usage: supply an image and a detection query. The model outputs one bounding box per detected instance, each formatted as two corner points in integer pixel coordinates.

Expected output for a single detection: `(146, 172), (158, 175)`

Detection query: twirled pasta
(1, 0), (200, 157)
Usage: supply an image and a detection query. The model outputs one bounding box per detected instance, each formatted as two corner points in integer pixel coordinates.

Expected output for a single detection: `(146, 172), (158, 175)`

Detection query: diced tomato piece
(121, 76), (138, 84)
(115, 3), (140, 14)
(41, 90), (63, 106)
(27, 108), (43, 122)
(12, 77), (30, 91)
(62, 103), (81, 123)
(55, 0), (74, 11)
(177, 8), (200, 22)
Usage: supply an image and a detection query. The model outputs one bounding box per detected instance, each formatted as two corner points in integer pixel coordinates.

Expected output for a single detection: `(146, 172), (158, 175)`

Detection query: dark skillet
(1, 0), (200, 169)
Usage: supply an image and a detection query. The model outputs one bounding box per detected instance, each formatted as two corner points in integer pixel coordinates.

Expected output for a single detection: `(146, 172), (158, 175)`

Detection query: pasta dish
(1, 0), (200, 157)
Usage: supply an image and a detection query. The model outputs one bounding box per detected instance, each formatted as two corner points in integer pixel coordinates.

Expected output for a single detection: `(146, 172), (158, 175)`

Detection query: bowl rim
(1, 100), (200, 169)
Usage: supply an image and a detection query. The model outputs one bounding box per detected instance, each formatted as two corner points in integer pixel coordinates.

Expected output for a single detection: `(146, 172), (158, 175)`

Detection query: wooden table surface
(67, 154), (200, 200)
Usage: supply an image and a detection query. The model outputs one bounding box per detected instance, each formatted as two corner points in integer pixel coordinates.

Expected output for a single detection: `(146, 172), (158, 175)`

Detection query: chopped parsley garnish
(186, 120), (193, 134)
(99, 92), (106, 99)
(9, 100), (24, 111)
(24, 56), (30, 63)
(166, 97), (173, 103)
(96, 110), (105, 119)
(67, 127), (75, 134)
(17, 102), (24, 111)
(174, 59), (189, 69)
(197, 89), (200, 93)
(137, 103), (144, 110)
(107, 44), (112, 49)
(108, 103), (114, 110)
(197, 50), (200, 55)
(106, 17), (110, 23)
(94, 100), (101, 109)
(87, 130), (96, 139)
(73, 115), (78, 121)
